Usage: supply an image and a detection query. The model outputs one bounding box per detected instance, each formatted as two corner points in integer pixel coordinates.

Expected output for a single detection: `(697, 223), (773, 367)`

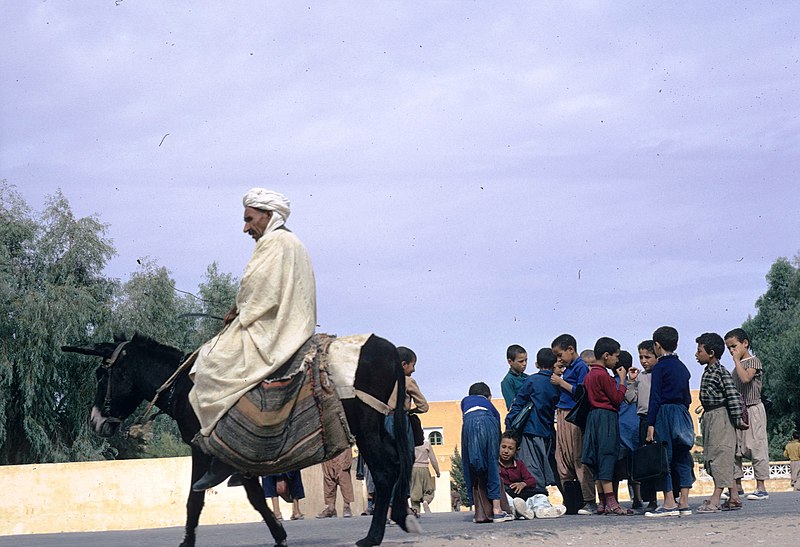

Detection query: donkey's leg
(357, 449), (394, 547)
(181, 450), (209, 547)
(242, 476), (288, 547)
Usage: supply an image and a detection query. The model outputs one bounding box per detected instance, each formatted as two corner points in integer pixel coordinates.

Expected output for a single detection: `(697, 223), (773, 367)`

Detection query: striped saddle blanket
(193, 333), (357, 475)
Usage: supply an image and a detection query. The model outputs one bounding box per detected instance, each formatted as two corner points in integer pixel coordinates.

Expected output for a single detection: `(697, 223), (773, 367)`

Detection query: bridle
(98, 340), (130, 420)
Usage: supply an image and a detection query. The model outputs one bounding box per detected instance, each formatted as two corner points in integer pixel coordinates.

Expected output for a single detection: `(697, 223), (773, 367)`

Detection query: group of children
(461, 325), (773, 524)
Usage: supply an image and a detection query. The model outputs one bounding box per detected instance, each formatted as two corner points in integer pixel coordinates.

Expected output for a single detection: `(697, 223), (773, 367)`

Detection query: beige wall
(0, 457), (451, 536)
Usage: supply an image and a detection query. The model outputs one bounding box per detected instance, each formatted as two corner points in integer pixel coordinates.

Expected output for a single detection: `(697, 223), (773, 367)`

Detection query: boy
(725, 328), (770, 501)
(695, 332), (747, 513)
(784, 432), (800, 491)
(505, 348), (560, 497)
(581, 337), (631, 515)
(549, 334), (595, 514)
(645, 326), (695, 517)
(501, 344), (528, 409)
(628, 340), (658, 513)
(616, 351), (641, 509)
(499, 432), (565, 519)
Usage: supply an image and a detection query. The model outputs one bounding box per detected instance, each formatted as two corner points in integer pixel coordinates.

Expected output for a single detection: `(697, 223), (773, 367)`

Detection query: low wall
(0, 457), (452, 536)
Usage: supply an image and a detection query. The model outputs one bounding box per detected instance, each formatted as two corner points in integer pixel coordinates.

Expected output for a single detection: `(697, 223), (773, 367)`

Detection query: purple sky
(3, 2), (799, 400)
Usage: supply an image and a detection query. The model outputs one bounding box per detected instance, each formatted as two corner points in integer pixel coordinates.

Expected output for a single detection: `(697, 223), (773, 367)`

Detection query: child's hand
(646, 425), (655, 443)
(510, 481), (526, 494)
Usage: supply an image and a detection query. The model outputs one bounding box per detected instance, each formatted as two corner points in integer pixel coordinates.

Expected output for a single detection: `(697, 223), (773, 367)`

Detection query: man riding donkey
(191, 188), (317, 490)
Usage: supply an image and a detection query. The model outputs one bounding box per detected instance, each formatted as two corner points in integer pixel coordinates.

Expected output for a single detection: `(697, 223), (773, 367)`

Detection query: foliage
(449, 445), (469, 506)
(0, 182), (116, 464)
(741, 255), (800, 460)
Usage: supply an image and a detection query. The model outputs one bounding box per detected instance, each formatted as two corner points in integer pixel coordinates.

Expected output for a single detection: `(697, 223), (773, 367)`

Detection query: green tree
(450, 445), (468, 507)
(741, 255), (800, 459)
(0, 183), (116, 464)
(181, 262), (238, 350)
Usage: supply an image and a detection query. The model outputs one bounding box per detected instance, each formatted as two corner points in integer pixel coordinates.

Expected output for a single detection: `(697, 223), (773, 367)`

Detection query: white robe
(189, 228), (317, 436)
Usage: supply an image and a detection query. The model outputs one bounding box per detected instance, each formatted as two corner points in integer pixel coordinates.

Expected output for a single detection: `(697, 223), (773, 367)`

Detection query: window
(428, 431), (443, 446)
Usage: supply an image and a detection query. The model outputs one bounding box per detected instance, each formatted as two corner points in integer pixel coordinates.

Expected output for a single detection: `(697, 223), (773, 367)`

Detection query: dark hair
(580, 349), (595, 361)
(507, 344), (527, 361)
(594, 337), (621, 359)
(724, 328), (750, 347)
(793, 431), (800, 441)
(653, 326), (679, 352)
(695, 332), (725, 360)
(468, 382), (491, 398)
(551, 333), (577, 351)
(618, 350), (633, 370)
(397, 346), (416, 365)
(536, 347), (557, 369)
(637, 340), (656, 354)
(501, 430), (519, 445)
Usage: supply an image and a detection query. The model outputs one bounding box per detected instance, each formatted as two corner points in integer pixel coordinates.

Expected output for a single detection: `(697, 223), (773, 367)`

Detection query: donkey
(63, 332), (416, 547)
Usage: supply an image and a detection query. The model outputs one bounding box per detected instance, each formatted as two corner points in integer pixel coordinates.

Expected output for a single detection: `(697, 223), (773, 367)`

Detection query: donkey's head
(62, 333), (184, 437)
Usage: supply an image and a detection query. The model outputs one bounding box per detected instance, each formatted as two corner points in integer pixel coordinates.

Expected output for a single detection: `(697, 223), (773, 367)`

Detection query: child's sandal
(605, 505), (634, 516)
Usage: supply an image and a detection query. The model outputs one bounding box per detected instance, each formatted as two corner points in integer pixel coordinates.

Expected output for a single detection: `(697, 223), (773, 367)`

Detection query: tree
(450, 446), (468, 507)
(741, 255), (800, 459)
(0, 183), (116, 464)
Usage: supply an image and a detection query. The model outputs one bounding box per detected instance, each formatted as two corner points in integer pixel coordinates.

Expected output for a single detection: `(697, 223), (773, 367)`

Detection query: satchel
(275, 474), (293, 503)
(507, 401), (534, 435)
(631, 441), (669, 482)
(565, 384), (590, 430)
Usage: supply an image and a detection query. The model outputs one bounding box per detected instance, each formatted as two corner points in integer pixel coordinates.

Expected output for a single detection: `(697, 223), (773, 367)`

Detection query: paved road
(3, 492), (798, 546)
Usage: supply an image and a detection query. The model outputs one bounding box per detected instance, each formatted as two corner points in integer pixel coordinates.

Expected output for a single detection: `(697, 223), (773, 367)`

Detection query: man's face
(695, 343), (712, 365)
(638, 349), (657, 372)
(551, 345), (577, 367)
(243, 206), (272, 241)
(402, 359), (416, 377)
(508, 353), (528, 374)
(725, 337), (749, 360)
(499, 437), (518, 462)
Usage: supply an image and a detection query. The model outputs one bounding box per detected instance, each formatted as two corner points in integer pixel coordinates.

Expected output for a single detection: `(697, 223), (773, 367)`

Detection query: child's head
(593, 337), (621, 369)
(506, 344), (528, 374)
(468, 382), (491, 398)
(724, 328), (751, 360)
(535, 347), (557, 370)
(554, 361), (566, 377)
(580, 349), (596, 365)
(551, 334), (578, 367)
(398, 346), (417, 376)
(793, 431), (800, 441)
(637, 340), (657, 372)
(499, 431), (519, 463)
(695, 332), (725, 366)
(618, 350), (633, 371)
(653, 326), (679, 355)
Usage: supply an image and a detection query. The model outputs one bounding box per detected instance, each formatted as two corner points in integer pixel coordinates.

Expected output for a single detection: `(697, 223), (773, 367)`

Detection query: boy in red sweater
(499, 432), (565, 519)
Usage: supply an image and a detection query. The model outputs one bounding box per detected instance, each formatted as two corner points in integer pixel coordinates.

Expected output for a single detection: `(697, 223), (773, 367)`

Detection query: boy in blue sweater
(645, 326), (695, 517)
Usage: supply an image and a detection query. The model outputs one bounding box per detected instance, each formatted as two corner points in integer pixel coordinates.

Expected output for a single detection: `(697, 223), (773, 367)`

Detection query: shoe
(721, 498), (743, 511)
(577, 502), (598, 515)
(604, 504), (635, 516)
(679, 506), (692, 516)
(513, 498), (535, 520)
(192, 458), (237, 492)
(492, 511), (514, 523)
(631, 500), (643, 510)
(290, 513), (304, 520)
(696, 500), (719, 514)
(226, 473), (245, 487)
(342, 506), (353, 518)
(316, 507), (336, 518)
(720, 488), (744, 501)
(746, 490), (769, 500)
(534, 504), (566, 519)
(644, 506), (680, 518)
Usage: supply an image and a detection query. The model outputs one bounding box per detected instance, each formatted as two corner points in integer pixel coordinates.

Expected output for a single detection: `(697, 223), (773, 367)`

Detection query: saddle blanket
(193, 333), (371, 475)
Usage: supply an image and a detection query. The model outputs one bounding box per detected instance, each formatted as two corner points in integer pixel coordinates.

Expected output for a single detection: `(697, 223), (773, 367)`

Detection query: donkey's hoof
(405, 514), (423, 534)
(275, 541), (288, 547)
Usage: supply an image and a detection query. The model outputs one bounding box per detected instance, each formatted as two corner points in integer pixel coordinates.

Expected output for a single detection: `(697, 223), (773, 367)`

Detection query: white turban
(243, 188), (291, 232)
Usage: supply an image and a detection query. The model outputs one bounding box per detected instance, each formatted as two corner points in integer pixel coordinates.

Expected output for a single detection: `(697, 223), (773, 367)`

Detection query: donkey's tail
(391, 349), (412, 523)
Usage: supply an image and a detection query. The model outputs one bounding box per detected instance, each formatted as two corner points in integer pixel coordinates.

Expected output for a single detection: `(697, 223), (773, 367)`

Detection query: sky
(2, 1), (799, 401)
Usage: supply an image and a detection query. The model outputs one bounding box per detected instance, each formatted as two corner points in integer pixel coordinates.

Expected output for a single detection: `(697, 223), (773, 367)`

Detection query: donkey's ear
(62, 342), (118, 359)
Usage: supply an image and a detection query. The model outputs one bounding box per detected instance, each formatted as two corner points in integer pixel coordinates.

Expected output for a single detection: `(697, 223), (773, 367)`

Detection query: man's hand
(509, 481), (526, 494)
(223, 305), (238, 325)
(646, 425), (655, 443)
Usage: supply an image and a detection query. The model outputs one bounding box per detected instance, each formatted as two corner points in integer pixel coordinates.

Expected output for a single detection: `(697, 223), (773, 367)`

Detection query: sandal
(596, 502), (606, 515)
(696, 501), (719, 514)
(721, 499), (743, 511)
(604, 504), (634, 516)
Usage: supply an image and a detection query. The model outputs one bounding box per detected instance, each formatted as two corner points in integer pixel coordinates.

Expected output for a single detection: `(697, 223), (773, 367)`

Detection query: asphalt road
(3, 492), (798, 547)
